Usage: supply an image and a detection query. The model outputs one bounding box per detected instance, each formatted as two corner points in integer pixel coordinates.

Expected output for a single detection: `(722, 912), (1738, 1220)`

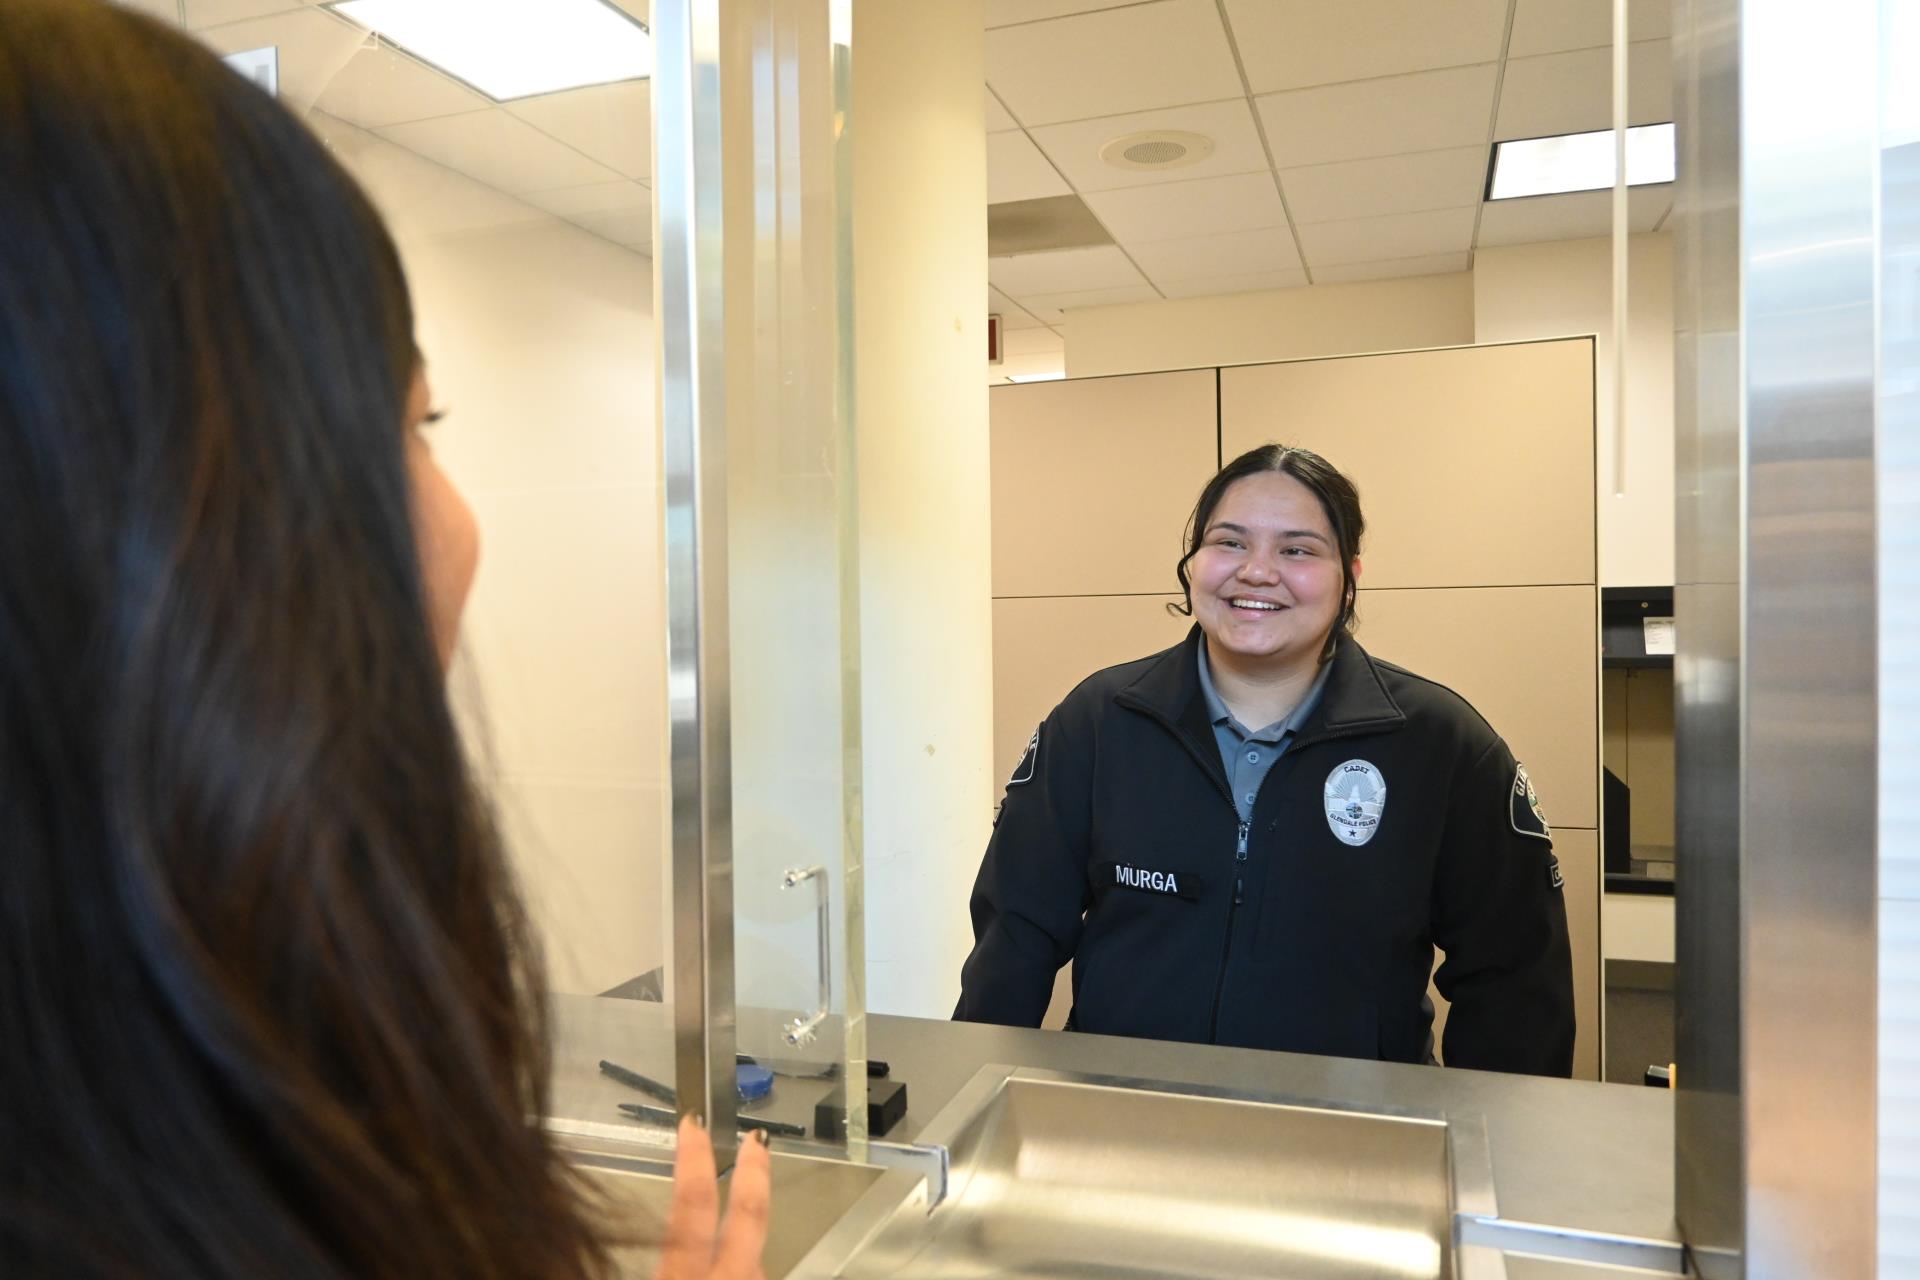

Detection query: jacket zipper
(1205, 817), (1252, 1042)
(1114, 697), (1376, 1045)
(1114, 678), (1393, 1046)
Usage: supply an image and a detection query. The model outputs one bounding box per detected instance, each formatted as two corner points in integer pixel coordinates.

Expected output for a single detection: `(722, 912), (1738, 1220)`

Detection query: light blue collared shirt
(1196, 642), (1332, 822)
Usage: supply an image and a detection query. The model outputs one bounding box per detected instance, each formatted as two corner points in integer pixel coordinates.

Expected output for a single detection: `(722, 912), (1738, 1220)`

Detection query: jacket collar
(1114, 626), (1406, 772)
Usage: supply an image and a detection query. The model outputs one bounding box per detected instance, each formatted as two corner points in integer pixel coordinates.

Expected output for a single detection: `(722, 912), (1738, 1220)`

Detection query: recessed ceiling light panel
(331, 0), (650, 102)
(1488, 122), (1676, 200)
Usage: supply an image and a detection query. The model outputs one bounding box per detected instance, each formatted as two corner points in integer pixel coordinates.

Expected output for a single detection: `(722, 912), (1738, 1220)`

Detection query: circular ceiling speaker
(1099, 130), (1215, 173)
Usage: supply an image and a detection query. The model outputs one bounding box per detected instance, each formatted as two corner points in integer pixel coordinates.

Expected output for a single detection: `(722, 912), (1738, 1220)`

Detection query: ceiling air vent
(987, 194), (1115, 257)
(1100, 130), (1214, 173)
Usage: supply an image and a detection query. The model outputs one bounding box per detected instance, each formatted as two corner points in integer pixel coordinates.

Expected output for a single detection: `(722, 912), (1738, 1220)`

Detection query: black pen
(599, 1058), (677, 1104)
(617, 1101), (807, 1139)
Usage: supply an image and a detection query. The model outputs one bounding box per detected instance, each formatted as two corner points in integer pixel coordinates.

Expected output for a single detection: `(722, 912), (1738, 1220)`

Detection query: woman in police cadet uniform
(953, 444), (1575, 1076)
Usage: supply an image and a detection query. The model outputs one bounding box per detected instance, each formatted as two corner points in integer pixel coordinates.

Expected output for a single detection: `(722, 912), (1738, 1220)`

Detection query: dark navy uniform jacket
(954, 627), (1576, 1077)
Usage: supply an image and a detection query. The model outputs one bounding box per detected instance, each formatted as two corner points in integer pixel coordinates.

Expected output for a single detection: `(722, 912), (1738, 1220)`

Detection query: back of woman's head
(0, 4), (606, 1276)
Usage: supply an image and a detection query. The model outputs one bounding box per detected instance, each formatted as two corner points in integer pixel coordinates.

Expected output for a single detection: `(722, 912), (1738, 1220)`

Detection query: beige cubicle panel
(1219, 338), (1596, 590)
(1354, 584), (1599, 831)
(989, 370), (1218, 599)
(990, 594), (1192, 783)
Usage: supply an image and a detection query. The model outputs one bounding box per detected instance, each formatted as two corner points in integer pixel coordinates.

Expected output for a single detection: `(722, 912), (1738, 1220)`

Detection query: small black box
(814, 1078), (907, 1140)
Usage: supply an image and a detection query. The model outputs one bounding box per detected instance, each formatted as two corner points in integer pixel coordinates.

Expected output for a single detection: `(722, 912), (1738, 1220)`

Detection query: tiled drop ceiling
(123, 0), (1676, 381)
(984, 0), (1675, 352)
(131, 0), (655, 259)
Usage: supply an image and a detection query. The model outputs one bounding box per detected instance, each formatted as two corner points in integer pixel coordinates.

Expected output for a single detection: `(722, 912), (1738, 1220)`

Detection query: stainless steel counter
(548, 995), (1681, 1275)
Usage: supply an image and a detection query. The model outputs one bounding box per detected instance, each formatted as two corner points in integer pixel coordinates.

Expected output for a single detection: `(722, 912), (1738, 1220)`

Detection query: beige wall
(319, 116), (668, 999)
(1474, 234), (1675, 588)
(1062, 273), (1475, 378)
(855, 0), (995, 1020)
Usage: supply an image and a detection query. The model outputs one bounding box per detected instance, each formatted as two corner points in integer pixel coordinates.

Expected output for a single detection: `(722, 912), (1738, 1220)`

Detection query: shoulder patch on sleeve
(1007, 727), (1040, 788)
(1510, 762), (1552, 842)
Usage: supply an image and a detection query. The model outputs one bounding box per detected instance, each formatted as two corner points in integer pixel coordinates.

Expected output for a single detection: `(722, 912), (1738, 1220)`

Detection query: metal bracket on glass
(782, 865), (830, 1046)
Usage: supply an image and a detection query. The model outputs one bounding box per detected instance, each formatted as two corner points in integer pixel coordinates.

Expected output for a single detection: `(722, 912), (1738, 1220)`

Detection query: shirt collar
(1196, 638), (1334, 741)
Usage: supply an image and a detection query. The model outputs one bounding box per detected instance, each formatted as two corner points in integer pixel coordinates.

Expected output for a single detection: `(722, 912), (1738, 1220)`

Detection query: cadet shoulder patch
(1510, 762), (1552, 842)
(1007, 727), (1040, 788)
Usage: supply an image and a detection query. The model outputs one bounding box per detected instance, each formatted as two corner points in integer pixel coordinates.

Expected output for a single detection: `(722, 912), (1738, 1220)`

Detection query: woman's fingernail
(752, 1127), (772, 1147)
(689, 1112), (707, 1131)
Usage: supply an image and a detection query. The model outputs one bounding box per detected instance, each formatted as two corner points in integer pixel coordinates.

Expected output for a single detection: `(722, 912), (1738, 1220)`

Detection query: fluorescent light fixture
(1487, 123), (1675, 200)
(331, 0), (649, 102)
(1007, 372), (1066, 383)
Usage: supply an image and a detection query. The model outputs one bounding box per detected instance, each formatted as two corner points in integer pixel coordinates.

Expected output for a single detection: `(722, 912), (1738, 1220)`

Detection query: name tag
(1108, 863), (1202, 902)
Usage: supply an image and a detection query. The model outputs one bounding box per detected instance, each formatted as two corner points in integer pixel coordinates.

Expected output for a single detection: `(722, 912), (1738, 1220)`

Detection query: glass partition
(172, 0), (862, 1162)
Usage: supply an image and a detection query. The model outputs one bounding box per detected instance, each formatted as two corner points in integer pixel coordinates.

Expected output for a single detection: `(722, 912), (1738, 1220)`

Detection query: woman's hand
(654, 1116), (772, 1280)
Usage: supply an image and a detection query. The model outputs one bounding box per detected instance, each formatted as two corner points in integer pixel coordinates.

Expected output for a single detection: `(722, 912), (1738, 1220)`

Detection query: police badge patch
(1007, 727), (1039, 787)
(1324, 759), (1387, 847)
(1511, 762), (1551, 842)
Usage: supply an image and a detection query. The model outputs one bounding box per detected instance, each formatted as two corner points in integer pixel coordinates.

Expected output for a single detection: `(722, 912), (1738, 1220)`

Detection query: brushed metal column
(1673, 0), (1880, 1274)
(654, 0), (739, 1155)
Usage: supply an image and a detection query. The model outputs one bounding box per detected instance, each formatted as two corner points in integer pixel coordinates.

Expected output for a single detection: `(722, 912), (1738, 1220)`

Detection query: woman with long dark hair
(0, 3), (764, 1276)
(956, 444), (1576, 1076)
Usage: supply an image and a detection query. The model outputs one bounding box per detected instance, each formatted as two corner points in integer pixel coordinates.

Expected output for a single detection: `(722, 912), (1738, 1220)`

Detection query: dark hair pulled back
(1170, 444), (1366, 662)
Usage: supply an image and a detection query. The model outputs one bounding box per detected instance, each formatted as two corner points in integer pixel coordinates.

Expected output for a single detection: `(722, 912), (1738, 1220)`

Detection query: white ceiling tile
(1257, 63), (1498, 169)
(986, 0), (1147, 27)
(988, 132), (1072, 204)
(986, 87), (1021, 132)
(1495, 40), (1673, 140)
(1312, 252), (1471, 283)
(1476, 185), (1672, 246)
(185, 0), (303, 26)
(1084, 171), (1287, 242)
(507, 82), (651, 182)
(1223, 0), (1508, 93)
(188, 9), (367, 109)
(1030, 99), (1270, 193)
(1156, 268), (1309, 298)
(1020, 283), (1163, 321)
(1128, 226), (1303, 283)
(985, 0), (1242, 127)
(1507, 0), (1673, 57)
(377, 110), (622, 194)
(314, 42), (488, 129)
(1281, 145), (1488, 224)
(1003, 327), (1067, 358)
(1295, 204), (1477, 266)
(308, 114), (536, 235)
(990, 285), (1050, 329)
(564, 208), (651, 250)
(523, 180), (649, 220)
(989, 245), (1145, 295)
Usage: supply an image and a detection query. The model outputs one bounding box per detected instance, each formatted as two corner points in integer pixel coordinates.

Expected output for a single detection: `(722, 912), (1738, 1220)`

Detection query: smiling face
(1188, 470), (1355, 675)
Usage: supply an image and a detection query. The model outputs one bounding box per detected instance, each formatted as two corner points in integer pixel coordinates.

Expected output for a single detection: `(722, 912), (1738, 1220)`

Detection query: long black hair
(0, 4), (608, 1276)
(1171, 444), (1367, 661)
